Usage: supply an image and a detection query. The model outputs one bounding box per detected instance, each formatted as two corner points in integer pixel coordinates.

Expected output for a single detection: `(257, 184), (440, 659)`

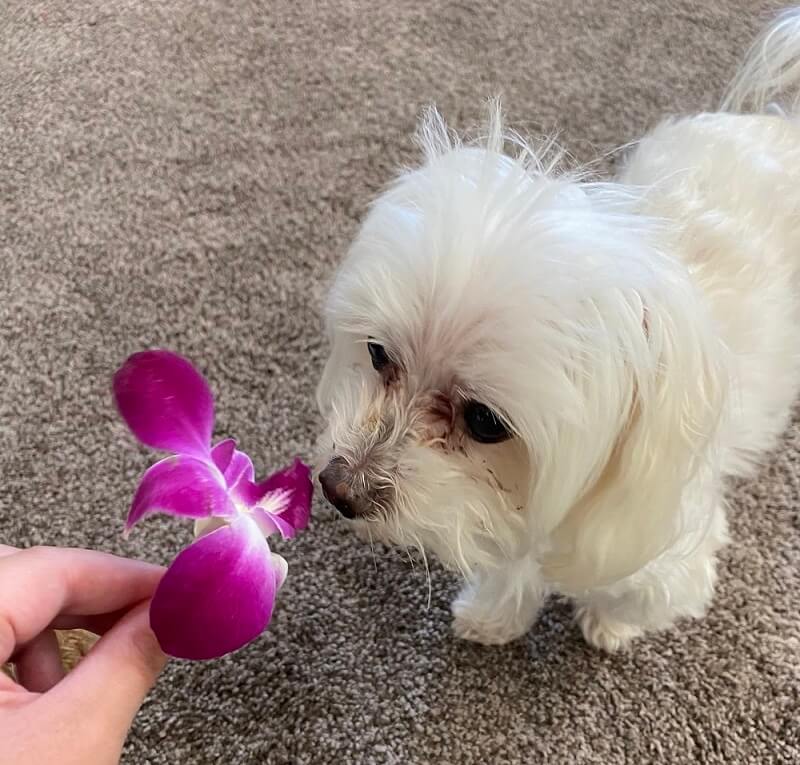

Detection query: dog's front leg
(451, 556), (546, 646)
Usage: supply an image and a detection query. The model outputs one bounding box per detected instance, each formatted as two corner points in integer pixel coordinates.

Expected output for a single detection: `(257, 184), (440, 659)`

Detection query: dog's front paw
(576, 605), (643, 653)
(450, 596), (528, 646)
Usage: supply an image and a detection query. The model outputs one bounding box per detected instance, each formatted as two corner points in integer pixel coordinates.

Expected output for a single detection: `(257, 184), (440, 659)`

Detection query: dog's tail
(722, 8), (800, 114)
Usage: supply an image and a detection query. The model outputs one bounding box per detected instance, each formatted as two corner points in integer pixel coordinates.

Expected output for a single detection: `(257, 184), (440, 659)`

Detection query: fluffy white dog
(316, 10), (800, 651)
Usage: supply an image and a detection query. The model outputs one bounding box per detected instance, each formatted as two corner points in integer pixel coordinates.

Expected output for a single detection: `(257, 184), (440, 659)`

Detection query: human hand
(0, 545), (167, 765)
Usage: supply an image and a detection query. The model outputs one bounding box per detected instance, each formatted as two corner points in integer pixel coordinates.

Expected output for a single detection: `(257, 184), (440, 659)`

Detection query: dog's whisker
(366, 526), (379, 574)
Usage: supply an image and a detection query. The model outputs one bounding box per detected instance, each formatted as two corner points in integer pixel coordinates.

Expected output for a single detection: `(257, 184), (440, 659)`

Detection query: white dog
(316, 10), (800, 651)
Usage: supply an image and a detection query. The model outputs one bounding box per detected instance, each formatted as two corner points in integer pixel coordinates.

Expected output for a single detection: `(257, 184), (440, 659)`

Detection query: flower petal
(240, 459), (313, 538)
(210, 439), (236, 473)
(224, 450), (255, 493)
(149, 517), (279, 660)
(126, 456), (233, 531)
(252, 507), (297, 540)
(211, 439), (255, 494)
(113, 350), (214, 458)
(272, 553), (288, 590)
(193, 516), (228, 539)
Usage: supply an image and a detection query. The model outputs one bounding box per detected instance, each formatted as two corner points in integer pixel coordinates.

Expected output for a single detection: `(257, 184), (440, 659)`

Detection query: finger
(13, 629), (65, 692)
(50, 611), (127, 636)
(52, 601), (151, 635)
(0, 545), (19, 558)
(52, 601), (166, 732)
(0, 547), (164, 662)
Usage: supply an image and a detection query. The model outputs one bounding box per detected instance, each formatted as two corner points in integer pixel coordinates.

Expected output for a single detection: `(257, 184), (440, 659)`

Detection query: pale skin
(0, 545), (167, 765)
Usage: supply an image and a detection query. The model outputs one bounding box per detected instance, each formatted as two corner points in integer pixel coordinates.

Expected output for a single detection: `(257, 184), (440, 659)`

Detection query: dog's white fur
(316, 9), (800, 651)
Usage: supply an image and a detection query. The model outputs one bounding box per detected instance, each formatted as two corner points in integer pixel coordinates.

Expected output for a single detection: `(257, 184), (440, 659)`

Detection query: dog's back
(618, 9), (800, 476)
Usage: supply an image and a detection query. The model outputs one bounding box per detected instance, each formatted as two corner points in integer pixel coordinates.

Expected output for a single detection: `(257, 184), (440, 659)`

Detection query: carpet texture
(1, 1), (798, 763)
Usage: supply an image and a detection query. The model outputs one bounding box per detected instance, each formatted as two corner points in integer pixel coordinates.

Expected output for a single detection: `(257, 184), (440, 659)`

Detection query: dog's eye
(367, 341), (391, 371)
(464, 401), (511, 444)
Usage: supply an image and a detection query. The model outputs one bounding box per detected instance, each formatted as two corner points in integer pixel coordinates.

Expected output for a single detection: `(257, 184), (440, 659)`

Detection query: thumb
(51, 601), (167, 735)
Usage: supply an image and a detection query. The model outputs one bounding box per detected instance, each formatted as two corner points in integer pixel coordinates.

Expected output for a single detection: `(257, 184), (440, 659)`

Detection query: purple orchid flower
(112, 349), (312, 661)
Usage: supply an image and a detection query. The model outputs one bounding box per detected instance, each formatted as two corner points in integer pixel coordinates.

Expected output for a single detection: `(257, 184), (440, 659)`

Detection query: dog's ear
(316, 326), (351, 417)
(536, 285), (729, 591)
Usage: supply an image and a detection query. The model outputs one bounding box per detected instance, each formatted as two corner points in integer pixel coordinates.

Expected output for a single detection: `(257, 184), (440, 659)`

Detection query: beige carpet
(1, 1), (798, 763)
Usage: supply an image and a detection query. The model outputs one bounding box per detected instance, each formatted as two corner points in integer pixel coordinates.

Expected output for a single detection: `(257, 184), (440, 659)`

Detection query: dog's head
(316, 106), (727, 587)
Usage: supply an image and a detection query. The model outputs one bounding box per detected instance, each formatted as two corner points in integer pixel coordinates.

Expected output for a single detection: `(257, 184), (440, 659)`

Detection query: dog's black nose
(319, 458), (357, 519)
